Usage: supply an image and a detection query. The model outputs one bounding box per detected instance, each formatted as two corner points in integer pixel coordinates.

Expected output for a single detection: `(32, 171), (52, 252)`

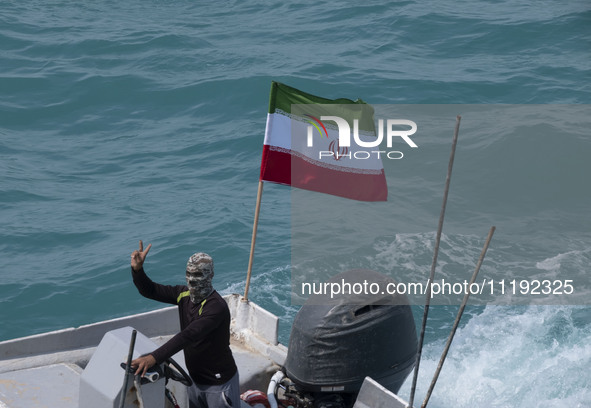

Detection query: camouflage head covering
(186, 252), (214, 304)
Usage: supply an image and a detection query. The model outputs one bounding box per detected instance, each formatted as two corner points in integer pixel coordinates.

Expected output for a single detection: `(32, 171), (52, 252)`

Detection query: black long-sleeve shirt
(131, 267), (237, 385)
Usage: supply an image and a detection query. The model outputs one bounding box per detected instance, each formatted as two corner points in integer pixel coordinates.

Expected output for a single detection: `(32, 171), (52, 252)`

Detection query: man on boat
(129, 240), (239, 408)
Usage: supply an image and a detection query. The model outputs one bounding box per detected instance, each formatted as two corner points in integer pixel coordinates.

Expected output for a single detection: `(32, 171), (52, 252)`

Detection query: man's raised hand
(131, 240), (152, 272)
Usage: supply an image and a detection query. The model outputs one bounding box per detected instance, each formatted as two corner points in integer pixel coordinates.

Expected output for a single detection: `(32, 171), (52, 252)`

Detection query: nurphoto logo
(305, 115), (418, 161)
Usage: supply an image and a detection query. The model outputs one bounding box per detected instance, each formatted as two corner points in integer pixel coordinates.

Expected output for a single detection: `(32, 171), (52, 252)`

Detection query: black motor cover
(285, 269), (417, 394)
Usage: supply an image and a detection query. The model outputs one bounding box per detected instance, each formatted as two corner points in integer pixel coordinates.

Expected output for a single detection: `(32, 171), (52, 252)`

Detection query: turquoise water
(1, 1), (590, 406)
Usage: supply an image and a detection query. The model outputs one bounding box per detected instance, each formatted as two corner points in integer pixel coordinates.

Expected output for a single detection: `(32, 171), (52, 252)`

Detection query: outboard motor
(280, 269), (417, 408)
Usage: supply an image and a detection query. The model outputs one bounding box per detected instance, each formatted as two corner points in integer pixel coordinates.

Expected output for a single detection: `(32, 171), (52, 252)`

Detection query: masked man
(129, 241), (239, 408)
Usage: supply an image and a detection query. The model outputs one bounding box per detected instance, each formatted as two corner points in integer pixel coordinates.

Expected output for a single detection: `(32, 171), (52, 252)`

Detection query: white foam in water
(535, 249), (589, 272)
(399, 305), (591, 407)
(533, 249), (591, 303)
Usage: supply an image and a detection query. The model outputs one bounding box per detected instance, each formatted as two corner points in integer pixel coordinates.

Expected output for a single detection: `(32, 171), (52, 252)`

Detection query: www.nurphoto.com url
(301, 278), (575, 299)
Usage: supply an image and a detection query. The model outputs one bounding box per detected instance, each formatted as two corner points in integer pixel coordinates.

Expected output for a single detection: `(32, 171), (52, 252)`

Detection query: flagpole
(243, 180), (264, 301)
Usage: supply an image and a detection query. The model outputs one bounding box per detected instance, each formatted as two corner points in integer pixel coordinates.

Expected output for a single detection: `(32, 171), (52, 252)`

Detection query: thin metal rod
(243, 180), (264, 301)
(421, 226), (496, 408)
(119, 329), (137, 408)
(408, 115), (461, 408)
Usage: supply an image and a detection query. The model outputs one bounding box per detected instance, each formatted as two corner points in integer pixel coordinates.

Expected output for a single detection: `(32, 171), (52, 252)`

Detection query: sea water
(1, 1), (590, 407)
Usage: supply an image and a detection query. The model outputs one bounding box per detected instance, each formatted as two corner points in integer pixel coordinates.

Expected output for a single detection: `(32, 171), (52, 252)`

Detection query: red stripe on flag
(260, 144), (291, 185)
(260, 145), (387, 202)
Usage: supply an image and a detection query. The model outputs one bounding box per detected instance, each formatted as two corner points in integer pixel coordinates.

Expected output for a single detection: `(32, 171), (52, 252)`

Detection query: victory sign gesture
(131, 240), (152, 272)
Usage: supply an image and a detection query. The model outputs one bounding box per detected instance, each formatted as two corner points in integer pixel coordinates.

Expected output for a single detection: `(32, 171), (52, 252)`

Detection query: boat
(0, 105), (477, 408)
(0, 292), (415, 408)
(0, 101), (468, 408)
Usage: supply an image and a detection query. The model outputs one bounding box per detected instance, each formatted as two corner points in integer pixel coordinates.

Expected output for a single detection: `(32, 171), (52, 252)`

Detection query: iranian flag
(260, 82), (387, 201)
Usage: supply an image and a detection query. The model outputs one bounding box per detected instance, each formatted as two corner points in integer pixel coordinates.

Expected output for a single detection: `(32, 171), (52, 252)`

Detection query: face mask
(186, 253), (214, 304)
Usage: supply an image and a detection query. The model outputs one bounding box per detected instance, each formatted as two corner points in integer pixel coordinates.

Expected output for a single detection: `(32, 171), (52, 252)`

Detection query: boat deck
(0, 294), (409, 408)
(0, 294), (286, 408)
(0, 340), (280, 408)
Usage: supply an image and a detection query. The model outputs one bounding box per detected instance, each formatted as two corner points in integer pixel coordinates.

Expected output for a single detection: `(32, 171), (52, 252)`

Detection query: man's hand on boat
(131, 240), (152, 272)
(131, 354), (157, 377)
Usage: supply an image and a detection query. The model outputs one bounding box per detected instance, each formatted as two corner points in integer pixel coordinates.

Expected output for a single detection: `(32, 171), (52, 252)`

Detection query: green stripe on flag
(268, 82), (364, 113)
(267, 82), (376, 133)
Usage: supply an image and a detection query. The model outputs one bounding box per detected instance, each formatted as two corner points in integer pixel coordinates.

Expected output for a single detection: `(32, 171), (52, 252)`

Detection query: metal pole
(421, 226), (495, 408)
(408, 116), (461, 408)
(119, 329), (137, 408)
(243, 180), (264, 301)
